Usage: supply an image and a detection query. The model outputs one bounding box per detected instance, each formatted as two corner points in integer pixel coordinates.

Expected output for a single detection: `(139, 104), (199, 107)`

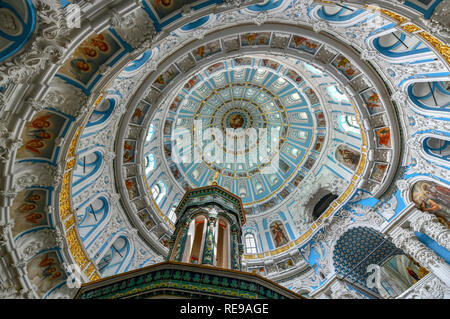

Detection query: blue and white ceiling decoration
(0, 0), (36, 62)
(1, 0), (449, 299)
(333, 227), (404, 293)
(160, 57), (320, 209)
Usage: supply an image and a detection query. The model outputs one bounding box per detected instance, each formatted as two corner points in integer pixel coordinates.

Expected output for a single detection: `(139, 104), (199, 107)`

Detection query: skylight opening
(328, 86), (349, 103)
(339, 115), (361, 135)
(304, 62), (323, 75)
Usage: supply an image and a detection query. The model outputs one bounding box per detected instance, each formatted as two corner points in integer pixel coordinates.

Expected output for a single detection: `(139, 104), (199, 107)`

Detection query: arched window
(153, 181), (166, 205)
(408, 81), (450, 113)
(167, 206), (177, 223)
(145, 154), (156, 175)
(338, 115), (360, 135)
(245, 233), (258, 254)
(372, 31), (432, 61)
(316, 5), (365, 22)
(77, 196), (109, 245)
(98, 236), (131, 277)
(423, 137), (450, 162)
(146, 124), (155, 142)
(312, 193), (338, 220)
(151, 183), (160, 201)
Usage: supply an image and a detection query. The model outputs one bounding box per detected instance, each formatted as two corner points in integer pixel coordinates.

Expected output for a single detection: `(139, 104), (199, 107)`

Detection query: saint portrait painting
(412, 181), (450, 225)
(270, 221), (289, 248)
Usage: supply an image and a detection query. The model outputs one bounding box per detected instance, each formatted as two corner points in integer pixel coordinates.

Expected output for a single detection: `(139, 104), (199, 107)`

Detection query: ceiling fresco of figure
(0, 0), (449, 299)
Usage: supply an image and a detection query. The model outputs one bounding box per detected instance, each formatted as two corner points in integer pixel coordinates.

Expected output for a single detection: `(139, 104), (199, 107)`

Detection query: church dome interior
(0, 0), (449, 299)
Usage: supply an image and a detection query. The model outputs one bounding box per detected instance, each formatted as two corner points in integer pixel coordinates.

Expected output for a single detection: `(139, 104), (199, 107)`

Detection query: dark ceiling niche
(312, 193), (338, 220)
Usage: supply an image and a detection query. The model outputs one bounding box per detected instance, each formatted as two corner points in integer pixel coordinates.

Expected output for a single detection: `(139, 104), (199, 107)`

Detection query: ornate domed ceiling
(154, 56), (333, 210)
(0, 0), (449, 299)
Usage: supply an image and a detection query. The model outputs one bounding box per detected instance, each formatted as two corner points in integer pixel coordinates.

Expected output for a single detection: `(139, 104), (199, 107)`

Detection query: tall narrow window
(423, 137), (450, 162)
(151, 184), (160, 200)
(168, 206), (177, 223)
(146, 124), (155, 142)
(145, 154), (156, 175)
(245, 233), (258, 254)
(155, 181), (167, 205)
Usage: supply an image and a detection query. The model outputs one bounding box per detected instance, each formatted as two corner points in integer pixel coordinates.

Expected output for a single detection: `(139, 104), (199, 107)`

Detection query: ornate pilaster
(170, 219), (190, 262)
(201, 216), (217, 265)
(230, 224), (242, 270)
(411, 211), (450, 251)
(391, 228), (450, 286)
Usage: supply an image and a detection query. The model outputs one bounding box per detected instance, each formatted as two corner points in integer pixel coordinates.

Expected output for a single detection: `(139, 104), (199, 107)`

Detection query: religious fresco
(163, 119), (173, 135)
(241, 32), (271, 46)
(314, 136), (325, 152)
(335, 145), (361, 171)
(184, 75), (201, 92)
(138, 209), (156, 230)
(361, 89), (384, 115)
(164, 143), (172, 159)
(412, 181), (450, 223)
(130, 101), (150, 125)
(332, 54), (361, 80)
(233, 57), (252, 66)
(279, 188), (290, 200)
(261, 59), (280, 70)
(17, 110), (70, 163)
(11, 189), (49, 237)
(170, 164), (183, 182)
(285, 69), (303, 85)
(289, 36), (321, 55)
(248, 266), (266, 276)
(315, 112), (326, 127)
(373, 254), (429, 297)
(370, 163), (388, 182)
(125, 177), (139, 200)
(276, 258), (295, 271)
(206, 62), (225, 74)
(375, 127), (392, 148)
(123, 140), (137, 164)
(169, 96), (183, 113)
(57, 31), (124, 92)
(305, 87), (319, 105)
(27, 251), (66, 297)
(192, 40), (221, 61)
(291, 172), (304, 187)
(270, 221), (290, 248)
(153, 64), (180, 90)
(259, 199), (277, 212)
(159, 234), (170, 248)
(303, 156), (316, 170)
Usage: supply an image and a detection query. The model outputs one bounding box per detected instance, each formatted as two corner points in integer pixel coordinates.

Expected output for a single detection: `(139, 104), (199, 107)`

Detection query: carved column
(169, 219), (190, 262)
(411, 211), (450, 251)
(230, 224), (242, 271)
(391, 228), (450, 287)
(201, 216), (216, 265)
